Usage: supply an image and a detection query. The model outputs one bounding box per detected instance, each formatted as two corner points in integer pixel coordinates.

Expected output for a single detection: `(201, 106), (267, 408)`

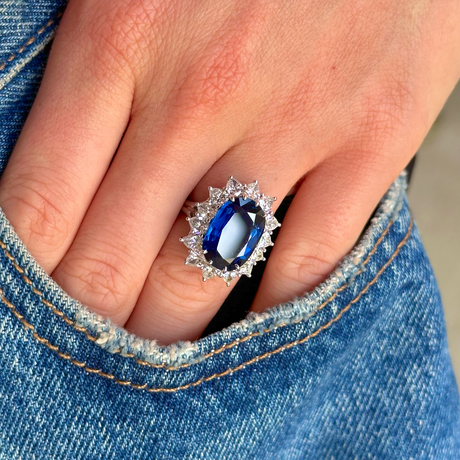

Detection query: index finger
(0, 6), (133, 272)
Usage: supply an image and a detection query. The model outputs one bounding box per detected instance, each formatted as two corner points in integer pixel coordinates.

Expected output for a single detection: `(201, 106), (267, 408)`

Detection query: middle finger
(51, 109), (233, 325)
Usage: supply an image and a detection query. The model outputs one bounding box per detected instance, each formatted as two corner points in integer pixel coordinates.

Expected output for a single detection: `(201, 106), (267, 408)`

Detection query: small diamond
(225, 177), (242, 196)
(188, 217), (202, 232)
(266, 215), (280, 231)
(195, 203), (210, 218)
(253, 249), (265, 262)
(222, 271), (237, 286)
(238, 263), (254, 277)
(260, 232), (274, 248)
(202, 266), (216, 281)
(260, 195), (276, 212)
(208, 187), (223, 203)
(180, 235), (199, 249)
(185, 253), (201, 267)
(244, 181), (260, 199)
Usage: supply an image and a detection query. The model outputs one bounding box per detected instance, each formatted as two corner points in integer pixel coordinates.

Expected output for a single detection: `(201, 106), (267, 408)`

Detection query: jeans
(1, 1), (459, 458)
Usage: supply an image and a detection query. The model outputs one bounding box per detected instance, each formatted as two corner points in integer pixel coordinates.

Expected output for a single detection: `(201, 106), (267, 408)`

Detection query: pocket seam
(0, 12), (63, 89)
(0, 212), (395, 371)
(0, 218), (413, 393)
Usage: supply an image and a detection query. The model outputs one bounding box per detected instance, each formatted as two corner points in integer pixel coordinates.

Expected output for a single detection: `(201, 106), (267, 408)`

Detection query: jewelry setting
(180, 177), (280, 286)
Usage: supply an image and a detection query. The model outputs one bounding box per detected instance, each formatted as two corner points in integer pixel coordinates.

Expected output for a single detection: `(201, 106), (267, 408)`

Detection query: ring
(180, 177), (281, 286)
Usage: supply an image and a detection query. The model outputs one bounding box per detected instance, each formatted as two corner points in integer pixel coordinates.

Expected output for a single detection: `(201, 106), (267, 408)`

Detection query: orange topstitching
(0, 12), (63, 74)
(0, 219), (413, 393)
(0, 215), (395, 371)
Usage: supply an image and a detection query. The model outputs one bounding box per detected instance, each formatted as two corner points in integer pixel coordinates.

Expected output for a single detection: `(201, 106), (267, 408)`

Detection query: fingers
(2, 0), (270, 330)
(124, 143), (305, 343)
(50, 108), (236, 325)
(0, 7), (133, 272)
(124, 214), (231, 343)
(250, 152), (405, 313)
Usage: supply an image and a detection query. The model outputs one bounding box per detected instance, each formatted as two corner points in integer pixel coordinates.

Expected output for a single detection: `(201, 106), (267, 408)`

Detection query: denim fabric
(1, 1), (460, 459)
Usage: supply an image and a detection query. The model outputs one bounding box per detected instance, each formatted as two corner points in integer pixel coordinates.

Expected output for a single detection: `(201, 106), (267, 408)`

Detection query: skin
(0, 0), (458, 345)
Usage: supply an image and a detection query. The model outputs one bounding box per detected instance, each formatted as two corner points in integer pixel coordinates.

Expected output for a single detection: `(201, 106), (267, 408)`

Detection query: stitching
(0, 219), (413, 393)
(0, 13), (63, 73)
(0, 214), (395, 371)
(0, 213), (395, 369)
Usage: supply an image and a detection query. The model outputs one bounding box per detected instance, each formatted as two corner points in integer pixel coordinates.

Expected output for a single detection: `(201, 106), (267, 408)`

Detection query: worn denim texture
(1, 1), (460, 459)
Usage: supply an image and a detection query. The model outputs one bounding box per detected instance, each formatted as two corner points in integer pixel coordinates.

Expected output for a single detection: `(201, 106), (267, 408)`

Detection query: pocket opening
(0, 173), (408, 373)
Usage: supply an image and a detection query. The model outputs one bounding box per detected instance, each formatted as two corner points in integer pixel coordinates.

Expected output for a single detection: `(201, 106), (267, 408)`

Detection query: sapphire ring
(180, 177), (281, 286)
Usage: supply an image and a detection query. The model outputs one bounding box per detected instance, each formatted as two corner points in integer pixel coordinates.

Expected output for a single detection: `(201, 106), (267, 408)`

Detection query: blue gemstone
(203, 198), (265, 271)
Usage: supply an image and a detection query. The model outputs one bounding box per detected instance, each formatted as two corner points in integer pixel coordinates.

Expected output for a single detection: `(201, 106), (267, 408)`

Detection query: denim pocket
(0, 174), (409, 389)
(0, 10), (63, 92)
(1, 171), (459, 459)
(1, 3), (459, 458)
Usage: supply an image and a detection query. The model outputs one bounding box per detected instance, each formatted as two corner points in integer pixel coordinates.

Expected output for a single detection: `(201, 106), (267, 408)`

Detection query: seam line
(0, 215), (395, 370)
(0, 13), (63, 73)
(0, 219), (413, 393)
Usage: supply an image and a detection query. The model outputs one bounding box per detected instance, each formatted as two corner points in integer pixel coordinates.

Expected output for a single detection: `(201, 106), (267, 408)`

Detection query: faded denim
(1, 1), (459, 459)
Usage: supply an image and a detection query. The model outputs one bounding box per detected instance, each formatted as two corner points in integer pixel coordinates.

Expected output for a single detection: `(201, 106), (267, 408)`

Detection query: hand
(0, 0), (458, 344)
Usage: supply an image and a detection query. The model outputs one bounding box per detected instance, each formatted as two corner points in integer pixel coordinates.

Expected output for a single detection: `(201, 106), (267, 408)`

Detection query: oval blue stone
(202, 198), (265, 271)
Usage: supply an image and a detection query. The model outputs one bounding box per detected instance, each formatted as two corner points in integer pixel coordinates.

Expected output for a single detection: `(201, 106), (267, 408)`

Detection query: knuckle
(96, 8), (147, 58)
(58, 246), (134, 319)
(275, 240), (337, 291)
(81, 0), (162, 80)
(151, 252), (223, 312)
(1, 174), (72, 252)
(174, 33), (251, 116)
(279, 77), (316, 128)
(356, 73), (415, 152)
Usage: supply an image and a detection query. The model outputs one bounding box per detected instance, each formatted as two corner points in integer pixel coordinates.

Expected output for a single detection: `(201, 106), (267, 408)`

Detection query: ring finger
(124, 141), (314, 343)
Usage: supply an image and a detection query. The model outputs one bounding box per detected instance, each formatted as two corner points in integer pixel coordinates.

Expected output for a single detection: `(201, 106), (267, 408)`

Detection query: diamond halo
(180, 177), (281, 286)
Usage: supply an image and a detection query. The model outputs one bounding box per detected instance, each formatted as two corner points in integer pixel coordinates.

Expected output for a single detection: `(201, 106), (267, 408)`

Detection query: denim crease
(1, 1), (459, 459)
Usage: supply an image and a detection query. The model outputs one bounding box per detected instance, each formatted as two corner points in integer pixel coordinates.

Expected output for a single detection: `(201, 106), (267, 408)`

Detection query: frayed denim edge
(0, 173), (407, 367)
(74, 173), (408, 365)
